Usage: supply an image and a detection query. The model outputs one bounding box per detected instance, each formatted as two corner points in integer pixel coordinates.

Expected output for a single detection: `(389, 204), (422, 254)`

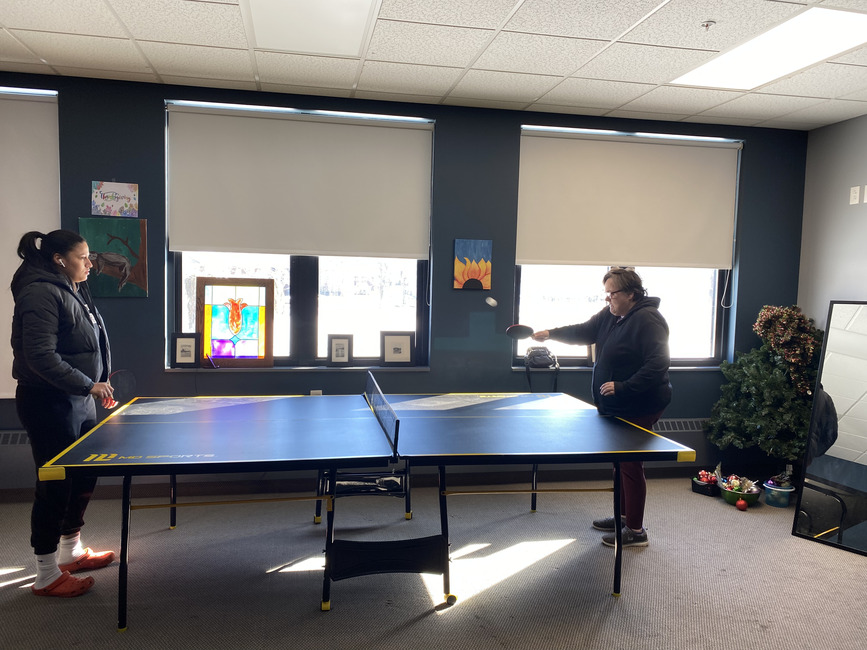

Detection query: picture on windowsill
(195, 277), (274, 368)
(170, 333), (200, 368)
(327, 335), (353, 366)
(381, 331), (414, 366)
(454, 238), (492, 290)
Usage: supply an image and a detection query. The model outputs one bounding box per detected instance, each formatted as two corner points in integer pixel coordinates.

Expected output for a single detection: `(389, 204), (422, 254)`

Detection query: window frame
(512, 265), (727, 368)
(170, 252), (429, 368)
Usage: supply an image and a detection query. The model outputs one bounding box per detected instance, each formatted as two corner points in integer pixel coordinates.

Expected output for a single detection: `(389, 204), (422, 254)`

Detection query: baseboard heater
(652, 418), (708, 435)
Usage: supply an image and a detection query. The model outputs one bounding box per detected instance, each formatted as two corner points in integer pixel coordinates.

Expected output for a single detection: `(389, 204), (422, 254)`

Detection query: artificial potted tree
(704, 305), (823, 483)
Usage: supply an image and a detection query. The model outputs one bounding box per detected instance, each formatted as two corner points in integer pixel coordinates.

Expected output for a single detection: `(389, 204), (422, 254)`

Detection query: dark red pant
(617, 411), (664, 530)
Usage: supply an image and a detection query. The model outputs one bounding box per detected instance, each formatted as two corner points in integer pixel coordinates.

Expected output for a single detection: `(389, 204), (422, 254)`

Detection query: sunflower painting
(454, 239), (492, 290)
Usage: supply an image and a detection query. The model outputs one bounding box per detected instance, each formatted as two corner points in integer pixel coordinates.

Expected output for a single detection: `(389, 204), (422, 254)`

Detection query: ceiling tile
(0, 29), (39, 63)
(255, 52), (360, 89)
(357, 61), (462, 95)
(473, 32), (604, 76)
(139, 42), (255, 81)
(537, 77), (655, 108)
(259, 83), (352, 98)
(832, 48), (867, 66)
(603, 108), (691, 122)
(816, 0), (867, 10)
(442, 95), (530, 110)
(681, 114), (764, 127)
(505, 0), (664, 40)
(624, 0), (800, 50)
(527, 103), (609, 116)
(760, 62), (867, 99)
(353, 89), (445, 104)
(699, 92), (824, 119)
(367, 20), (493, 67)
(161, 76), (259, 92)
(11, 31), (149, 72)
(378, 0), (519, 29)
(0, 60), (55, 75)
(620, 85), (743, 113)
(109, 0), (248, 48)
(0, 0), (127, 37)
(52, 67), (159, 84)
(575, 42), (714, 84)
(775, 98), (867, 124)
(842, 86), (867, 101)
(449, 68), (559, 102)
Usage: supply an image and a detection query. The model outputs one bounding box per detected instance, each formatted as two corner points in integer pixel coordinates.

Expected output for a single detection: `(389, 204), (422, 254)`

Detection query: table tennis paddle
(505, 324), (534, 340)
(107, 369), (137, 407)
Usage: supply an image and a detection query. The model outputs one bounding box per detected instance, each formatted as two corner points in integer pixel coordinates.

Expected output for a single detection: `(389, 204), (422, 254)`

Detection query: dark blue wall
(0, 71), (808, 426)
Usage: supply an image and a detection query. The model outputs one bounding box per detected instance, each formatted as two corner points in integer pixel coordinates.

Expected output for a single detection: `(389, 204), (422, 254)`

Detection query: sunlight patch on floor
(423, 539), (575, 612)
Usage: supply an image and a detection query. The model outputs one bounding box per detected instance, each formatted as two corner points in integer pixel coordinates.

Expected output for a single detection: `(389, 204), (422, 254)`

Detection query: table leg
(439, 466), (456, 605)
(612, 461), (622, 597)
(321, 467), (337, 611)
(169, 474), (177, 529)
(118, 475), (132, 631)
(531, 463), (538, 512)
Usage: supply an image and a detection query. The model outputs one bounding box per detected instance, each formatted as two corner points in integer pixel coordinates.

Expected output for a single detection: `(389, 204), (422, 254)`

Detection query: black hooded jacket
(547, 297), (671, 417)
(11, 264), (110, 396)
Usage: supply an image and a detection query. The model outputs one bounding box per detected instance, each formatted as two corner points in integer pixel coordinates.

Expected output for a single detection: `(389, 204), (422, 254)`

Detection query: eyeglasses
(605, 289), (626, 299)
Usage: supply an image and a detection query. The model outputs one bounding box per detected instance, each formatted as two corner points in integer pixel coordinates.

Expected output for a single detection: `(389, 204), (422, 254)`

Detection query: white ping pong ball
(485, 296), (498, 307)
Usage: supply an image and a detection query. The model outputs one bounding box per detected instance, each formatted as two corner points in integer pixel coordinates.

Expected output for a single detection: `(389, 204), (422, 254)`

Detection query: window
(180, 252), (423, 365)
(517, 265), (721, 364)
(318, 256), (418, 358)
(181, 252), (291, 357)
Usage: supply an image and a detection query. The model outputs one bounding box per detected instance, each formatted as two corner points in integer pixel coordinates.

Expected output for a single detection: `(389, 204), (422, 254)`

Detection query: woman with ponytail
(11, 230), (117, 598)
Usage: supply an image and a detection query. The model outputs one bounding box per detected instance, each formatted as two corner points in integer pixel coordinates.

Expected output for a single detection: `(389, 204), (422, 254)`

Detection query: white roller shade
(0, 90), (60, 398)
(516, 128), (741, 269)
(166, 102), (433, 258)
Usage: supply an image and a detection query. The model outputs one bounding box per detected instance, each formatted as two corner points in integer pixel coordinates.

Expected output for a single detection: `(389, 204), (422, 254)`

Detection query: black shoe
(601, 526), (649, 548)
(591, 515), (626, 532)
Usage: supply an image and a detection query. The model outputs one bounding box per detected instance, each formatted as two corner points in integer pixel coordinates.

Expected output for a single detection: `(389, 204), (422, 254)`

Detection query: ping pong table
(39, 372), (695, 629)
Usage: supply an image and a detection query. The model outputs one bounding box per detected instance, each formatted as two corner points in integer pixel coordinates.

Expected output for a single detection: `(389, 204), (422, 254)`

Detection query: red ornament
(735, 498), (748, 511)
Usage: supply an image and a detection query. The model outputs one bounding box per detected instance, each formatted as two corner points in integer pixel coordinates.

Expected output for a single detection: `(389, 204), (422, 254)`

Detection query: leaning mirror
(793, 301), (867, 556)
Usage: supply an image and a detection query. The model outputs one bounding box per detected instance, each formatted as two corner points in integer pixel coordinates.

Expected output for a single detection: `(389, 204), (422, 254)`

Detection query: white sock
(57, 532), (85, 565)
(35, 553), (62, 589)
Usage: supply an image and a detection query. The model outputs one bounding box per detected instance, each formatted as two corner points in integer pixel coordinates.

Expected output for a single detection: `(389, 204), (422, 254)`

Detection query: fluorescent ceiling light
(245, 0), (378, 57)
(671, 7), (867, 90)
(0, 86), (57, 97)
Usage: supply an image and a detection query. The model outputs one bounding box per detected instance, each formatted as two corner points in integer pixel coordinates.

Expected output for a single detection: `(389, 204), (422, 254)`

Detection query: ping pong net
(364, 371), (400, 456)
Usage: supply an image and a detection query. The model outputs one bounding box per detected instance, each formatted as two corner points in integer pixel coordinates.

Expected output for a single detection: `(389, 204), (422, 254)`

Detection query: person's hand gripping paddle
(105, 370), (137, 409)
(505, 324), (535, 340)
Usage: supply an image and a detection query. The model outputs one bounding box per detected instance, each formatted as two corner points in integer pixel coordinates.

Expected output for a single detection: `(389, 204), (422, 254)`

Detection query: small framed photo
(171, 333), (200, 368)
(380, 331), (415, 366)
(327, 334), (353, 366)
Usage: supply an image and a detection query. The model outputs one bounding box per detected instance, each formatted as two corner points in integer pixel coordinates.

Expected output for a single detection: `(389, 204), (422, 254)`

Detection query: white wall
(798, 113), (867, 329)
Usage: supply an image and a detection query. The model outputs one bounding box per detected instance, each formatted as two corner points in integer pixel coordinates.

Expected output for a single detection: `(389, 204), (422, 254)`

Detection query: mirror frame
(792, 300), (867, 557)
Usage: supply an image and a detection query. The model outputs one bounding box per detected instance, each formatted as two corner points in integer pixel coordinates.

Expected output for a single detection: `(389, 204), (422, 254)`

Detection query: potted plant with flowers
(704, 305), (823, 478)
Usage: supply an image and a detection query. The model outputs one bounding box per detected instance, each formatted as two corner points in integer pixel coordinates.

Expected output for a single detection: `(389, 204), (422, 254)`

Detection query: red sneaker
(58, 548), (116, 573)
(31, 571), (94, 597)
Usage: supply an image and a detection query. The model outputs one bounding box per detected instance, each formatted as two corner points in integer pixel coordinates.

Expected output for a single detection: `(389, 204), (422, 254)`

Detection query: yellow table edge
(38, 466), (67, 481)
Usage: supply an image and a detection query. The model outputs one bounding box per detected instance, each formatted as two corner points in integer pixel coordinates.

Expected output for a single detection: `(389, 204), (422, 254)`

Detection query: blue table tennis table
(39, 373), (695, 629)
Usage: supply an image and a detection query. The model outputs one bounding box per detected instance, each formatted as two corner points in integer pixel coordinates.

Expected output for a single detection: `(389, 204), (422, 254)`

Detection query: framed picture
(195, 277), (275, 368)
(327, 335), (353, 366)
(171, 333), (200, 368)
(380, 331), (415, 366)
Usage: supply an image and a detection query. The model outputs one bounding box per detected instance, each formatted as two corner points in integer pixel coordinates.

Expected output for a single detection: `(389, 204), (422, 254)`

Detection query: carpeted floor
(1, 476), (865, 649)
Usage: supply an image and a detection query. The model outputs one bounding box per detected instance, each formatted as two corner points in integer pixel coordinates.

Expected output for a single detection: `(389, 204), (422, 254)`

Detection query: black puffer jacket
(547, 297), (671, 417)
(11, 265), (110, 395)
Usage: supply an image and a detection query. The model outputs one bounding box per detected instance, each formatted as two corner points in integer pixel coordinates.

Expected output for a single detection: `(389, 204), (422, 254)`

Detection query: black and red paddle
(106, 369), (137, 408)
(505, 324), (535, 340)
